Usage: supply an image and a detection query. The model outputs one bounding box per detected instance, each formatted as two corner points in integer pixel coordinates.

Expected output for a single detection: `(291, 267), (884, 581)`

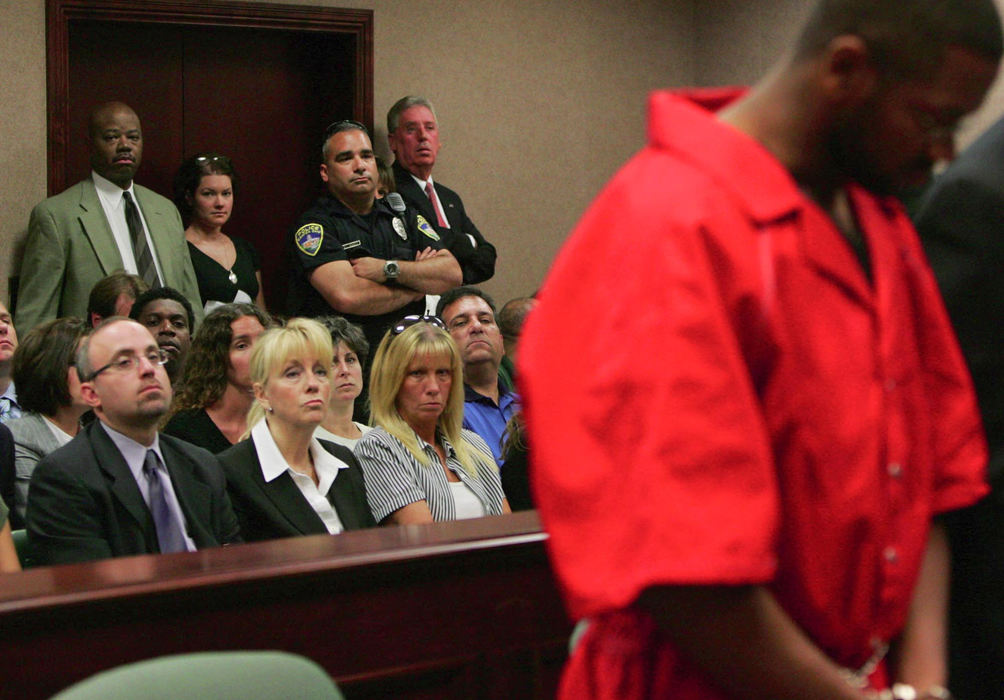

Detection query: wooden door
(49, 0), (373, 313)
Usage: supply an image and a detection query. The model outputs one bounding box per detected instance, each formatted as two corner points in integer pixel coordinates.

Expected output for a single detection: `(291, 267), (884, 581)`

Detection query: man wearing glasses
(26, 318), (240, 565)
(287, 120), (462, 355)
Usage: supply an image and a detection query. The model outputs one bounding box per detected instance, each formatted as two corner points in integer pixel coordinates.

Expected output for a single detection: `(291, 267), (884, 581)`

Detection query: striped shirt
(356, 427), (506, 523)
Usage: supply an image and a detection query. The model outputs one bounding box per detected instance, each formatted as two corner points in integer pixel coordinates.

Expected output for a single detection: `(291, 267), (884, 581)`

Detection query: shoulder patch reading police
(295, 223), (324, 256)
(415, 214), (440, 241)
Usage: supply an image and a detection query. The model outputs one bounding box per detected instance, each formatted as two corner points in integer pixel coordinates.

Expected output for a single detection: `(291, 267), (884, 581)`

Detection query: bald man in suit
(16, 102), (202, 336)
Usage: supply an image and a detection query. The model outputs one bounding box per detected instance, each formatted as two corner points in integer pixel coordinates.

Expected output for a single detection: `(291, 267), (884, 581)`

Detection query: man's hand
(349, 256), (388, 283)
(414, 247), (438, 261)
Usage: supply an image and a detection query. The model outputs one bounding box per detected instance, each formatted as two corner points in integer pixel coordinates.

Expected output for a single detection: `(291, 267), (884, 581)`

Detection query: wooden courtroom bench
(0, 511), (570, 699)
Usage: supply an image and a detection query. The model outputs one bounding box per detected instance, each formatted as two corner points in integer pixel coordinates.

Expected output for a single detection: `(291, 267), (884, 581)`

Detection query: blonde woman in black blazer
(217, 319), (374, 541)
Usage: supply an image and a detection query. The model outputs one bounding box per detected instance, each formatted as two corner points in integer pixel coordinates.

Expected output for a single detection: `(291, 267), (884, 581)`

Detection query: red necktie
(425, 181), (449, 228)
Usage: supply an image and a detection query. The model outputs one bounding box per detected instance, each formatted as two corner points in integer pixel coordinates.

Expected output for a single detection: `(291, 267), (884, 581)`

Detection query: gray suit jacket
(26, 421), (241, 566)
(16, 177), (203, 335)
(6, 412), (61, 524)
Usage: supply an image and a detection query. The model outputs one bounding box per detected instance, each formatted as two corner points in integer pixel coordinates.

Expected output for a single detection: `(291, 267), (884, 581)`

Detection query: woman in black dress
(174, 153), (265, 312)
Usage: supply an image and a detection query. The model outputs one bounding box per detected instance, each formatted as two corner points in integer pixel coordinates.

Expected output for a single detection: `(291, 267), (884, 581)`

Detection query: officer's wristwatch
(383, 260), (400, 282)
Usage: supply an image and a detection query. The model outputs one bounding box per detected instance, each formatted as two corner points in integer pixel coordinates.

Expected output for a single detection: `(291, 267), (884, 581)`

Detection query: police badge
(392, 217), (407, 240)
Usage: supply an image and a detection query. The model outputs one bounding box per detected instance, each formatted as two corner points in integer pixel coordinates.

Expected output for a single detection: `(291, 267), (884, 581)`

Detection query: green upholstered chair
(49, 651), (345, 700)
(11, 528), (29, 568)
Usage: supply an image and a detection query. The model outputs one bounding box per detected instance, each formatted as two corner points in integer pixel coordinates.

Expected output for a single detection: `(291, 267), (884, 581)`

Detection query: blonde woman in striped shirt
(356, 316), (509, 524)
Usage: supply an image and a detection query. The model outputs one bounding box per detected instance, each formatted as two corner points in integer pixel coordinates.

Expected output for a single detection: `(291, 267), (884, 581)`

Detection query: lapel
(77, 179), (125, 275)
(794, 189), (874, 311)
(245, 442), (327, 535)
(326, 465), (366, 530)
(89, 422), (152, 533)
(159, 437), (213, 544)
(394, 163), (439, 223)
(133, 185), (171, 280)
(26, 413), (61, 454)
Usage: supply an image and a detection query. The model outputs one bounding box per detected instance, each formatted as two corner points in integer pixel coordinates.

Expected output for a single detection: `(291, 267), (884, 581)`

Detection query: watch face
(385, 260), (400, 278)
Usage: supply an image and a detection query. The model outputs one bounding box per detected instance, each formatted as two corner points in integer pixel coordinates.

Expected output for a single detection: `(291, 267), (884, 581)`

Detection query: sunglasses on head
(391, 315), (447, 335)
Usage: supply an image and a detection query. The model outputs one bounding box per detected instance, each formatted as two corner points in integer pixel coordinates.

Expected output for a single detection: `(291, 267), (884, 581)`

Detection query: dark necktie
(123, 191), (159, 286)
(143, 450), (188, 553)
(424, 181), (449, 228)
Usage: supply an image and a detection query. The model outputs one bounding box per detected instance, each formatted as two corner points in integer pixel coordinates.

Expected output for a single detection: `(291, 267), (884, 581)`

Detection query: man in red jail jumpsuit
(519, 1), (1001, 698)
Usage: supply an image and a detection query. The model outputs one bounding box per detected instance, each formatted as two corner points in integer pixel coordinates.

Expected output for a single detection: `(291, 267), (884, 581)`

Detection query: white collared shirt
(91, 170), (165, 284)
(408, 173), (452, 230)
(100, 422), (196, 552)
(251, 418), (348, 534)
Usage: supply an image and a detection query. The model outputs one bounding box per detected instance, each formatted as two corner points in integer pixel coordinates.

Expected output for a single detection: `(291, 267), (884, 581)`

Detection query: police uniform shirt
(287, 192), (445, 347)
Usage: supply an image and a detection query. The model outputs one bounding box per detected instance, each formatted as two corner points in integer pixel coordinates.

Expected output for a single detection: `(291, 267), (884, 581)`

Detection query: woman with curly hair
(163, 302), (271, 453)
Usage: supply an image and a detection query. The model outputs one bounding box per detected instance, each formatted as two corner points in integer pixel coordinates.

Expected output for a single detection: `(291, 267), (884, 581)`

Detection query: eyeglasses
(324, 119), (369, 140)
(391, 315), (447, 336)
(88, 349), (169, 381)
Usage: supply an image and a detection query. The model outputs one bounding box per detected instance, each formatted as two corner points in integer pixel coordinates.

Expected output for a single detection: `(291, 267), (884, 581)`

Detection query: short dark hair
(497, 297), (536, 341)
(12, 317), (90, 416)
(130, 287), (196, 332)
(795, 0), (1002, 78)
(87, 271), (149, 320)
(171, 303), (273, 414)
(315, 315), (370, 363)
(173, 152), (238, 222)
(322, 120), (370, 161)
(436, 286), (497, 320)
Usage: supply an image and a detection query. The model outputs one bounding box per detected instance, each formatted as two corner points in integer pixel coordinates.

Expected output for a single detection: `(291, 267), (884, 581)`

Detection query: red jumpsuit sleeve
(521, 152), (780, 620)
(901, 218), (989, 514)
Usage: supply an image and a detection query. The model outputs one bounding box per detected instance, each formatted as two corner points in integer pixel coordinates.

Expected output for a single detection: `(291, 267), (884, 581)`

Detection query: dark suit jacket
(392, 161), (496, 284)
(0, 423), (15, 528)
(913, 115), (1004, 700)
(25, 421), (241, 566)
(218, 437), (375, 542)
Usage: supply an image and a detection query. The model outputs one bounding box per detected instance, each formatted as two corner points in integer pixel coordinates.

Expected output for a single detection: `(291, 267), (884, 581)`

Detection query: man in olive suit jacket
(16, 102), (202, 335)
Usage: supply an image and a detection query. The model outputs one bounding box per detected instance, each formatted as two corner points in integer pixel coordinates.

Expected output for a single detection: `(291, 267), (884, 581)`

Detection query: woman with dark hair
(173, 152), (265, 312)
(218, 318), (374, 541)
(314, 316), (372, 449)
(6, 317), (90, 522)
(163, 303), (271, 453)
(356, 316), (509, 525)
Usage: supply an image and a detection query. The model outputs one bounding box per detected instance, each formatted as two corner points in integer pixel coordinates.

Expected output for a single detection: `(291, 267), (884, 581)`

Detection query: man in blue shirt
(437, 287), (518, 466)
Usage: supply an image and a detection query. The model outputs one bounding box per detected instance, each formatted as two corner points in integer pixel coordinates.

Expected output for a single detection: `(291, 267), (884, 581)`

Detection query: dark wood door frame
(45, 0), (373, 196)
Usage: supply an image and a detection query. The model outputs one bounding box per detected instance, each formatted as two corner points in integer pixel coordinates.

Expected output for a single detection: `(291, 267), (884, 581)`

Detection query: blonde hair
(368, 322), (494, 477)
(242, 318), (334, 438)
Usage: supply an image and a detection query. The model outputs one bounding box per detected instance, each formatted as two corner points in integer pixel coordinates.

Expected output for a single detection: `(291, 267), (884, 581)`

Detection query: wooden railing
(0, 511), (570, 699)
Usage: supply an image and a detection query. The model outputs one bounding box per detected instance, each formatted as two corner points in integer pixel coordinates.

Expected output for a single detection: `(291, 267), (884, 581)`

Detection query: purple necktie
(143, 450), (188, 553)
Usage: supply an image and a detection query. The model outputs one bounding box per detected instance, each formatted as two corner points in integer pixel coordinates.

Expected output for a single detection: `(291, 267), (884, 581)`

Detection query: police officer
(287, 120), (462, 352)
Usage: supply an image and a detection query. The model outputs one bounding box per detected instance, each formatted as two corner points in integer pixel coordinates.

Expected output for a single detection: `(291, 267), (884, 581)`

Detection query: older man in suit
(26, 318), (240, 565)
(387, 96), (497, 286)
(16, 102), (202, 336)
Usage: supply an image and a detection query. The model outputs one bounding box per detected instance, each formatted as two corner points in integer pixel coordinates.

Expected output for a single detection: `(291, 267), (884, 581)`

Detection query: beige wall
(0, 0), (694, 309)
(3, 0), (1004, 308)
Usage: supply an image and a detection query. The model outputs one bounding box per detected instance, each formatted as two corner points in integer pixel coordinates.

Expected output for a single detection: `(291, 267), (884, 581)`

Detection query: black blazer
(392, 161), (497, 285)
(218, 437), (375, 542)
(0, 423), (16, 528)
(26, 421), (241, 566)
